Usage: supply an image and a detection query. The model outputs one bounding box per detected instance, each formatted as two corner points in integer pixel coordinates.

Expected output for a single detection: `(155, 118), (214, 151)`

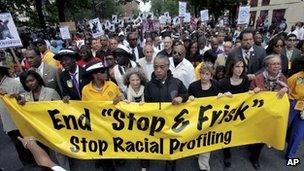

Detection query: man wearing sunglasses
(169, 44), (195, 88)
(282, 34), (302, 71)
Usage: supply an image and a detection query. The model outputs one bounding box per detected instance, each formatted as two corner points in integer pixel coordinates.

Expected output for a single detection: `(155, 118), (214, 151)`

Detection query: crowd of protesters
(0, 15), (304, 171)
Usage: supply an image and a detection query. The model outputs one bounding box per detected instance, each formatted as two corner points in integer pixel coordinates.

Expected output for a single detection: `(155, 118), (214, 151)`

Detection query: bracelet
(24, 138), (35, 149)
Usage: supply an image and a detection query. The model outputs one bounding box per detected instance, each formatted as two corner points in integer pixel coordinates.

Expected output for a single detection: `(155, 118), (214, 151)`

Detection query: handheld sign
(237, 6), (250, 25)
(0, 13), (22, 49)
(200, 10), (209, 22)
(179, 1), (187, 17)
(59, 26), (71, 40)
(89, 18), (104, 38)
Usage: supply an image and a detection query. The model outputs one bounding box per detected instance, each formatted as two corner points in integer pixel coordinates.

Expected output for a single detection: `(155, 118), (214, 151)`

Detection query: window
(262, 0), (270, 6)
(272, 9), (286, 24)
(250, 0), (258, 7)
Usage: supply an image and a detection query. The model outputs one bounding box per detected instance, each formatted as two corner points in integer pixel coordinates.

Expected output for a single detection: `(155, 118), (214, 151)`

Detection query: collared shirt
(69, 65), (80, 84)
(138, 57), (154, 80)
(37, 62), (44, 76)
(169, 57), (195, 88)
(82, 81), (122, 101)
(42, 50), (61, 68)
(131, 46), (139, 62)
(241, 46), (254, 64)
(286, 49), (293, 61)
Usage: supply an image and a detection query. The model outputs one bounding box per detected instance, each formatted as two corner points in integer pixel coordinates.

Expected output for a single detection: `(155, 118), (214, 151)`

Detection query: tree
(151, 0), (178, 17)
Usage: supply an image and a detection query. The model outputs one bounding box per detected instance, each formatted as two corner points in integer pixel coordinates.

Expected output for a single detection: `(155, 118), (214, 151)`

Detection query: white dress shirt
(169, 57), (195, 88)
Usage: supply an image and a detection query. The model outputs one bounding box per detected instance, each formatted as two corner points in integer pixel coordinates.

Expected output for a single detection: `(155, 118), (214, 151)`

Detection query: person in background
(138, 45), (155, 80)
(33, 38), (61, 68)
(25, 47), (62, 95)
(104, 52), (117, 83)
(90, 37), (102, 57)
(109, 38), (119, 51)
(215, 41), (233, 68)
(188, 62), (220, 171)
(281, 34), (302, 71)
(266, 36), (289, 76)
(77, 45), (100, 68)
(249, 54), (289, 170)
(169, 44), (195, 88)
(186, 41), (203, 68)
(127, 32), (144, 61)
(157, 36), (173, 58)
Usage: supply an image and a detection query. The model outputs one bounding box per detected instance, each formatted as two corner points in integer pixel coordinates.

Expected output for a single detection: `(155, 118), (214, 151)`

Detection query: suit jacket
(60, 66), (88, 100)
(130, 46), (144, 61)
(226, 45), (266, 74)
(42, 63), (62, 95)
(281, 47), (302, 62)
(23, 86), (61, 101)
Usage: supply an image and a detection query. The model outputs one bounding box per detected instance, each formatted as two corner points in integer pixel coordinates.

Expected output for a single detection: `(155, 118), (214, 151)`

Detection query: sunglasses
(92, 69), (106, 74)
(173, 51), (182, 56)
(274, 44), (284, 48)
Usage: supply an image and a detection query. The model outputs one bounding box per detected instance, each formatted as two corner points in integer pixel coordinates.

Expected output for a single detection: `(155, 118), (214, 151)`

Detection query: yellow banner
(1, 92), (289, 160)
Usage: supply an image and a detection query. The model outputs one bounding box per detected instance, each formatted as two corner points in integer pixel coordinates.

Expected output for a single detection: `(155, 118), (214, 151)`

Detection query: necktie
(132, 49), (136, 60)
(70, 72), (81, 98)
(244, 50), (250, 65)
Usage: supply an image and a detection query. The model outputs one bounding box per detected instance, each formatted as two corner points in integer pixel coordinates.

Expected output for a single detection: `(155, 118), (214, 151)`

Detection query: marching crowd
(1, 18), (304, 171)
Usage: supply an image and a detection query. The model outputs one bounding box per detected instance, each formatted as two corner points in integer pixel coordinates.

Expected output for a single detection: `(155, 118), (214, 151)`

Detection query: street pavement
(0, 121), (303, 171)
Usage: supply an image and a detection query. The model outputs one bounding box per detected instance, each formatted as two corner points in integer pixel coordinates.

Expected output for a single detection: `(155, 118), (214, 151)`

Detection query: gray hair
(154, 54), (170, 66)
(123, 67), (148, 86)
(263, 54), (280, 67)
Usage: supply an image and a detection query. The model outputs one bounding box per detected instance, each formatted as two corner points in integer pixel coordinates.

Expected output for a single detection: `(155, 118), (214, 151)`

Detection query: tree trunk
(57, 0), (66, 22)
(34, 0), (46, 28)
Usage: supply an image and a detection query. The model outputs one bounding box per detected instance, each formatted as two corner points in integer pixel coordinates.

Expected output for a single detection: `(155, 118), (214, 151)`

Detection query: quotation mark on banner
(252, 99), (264, 108)
(101, 109), (113, 116)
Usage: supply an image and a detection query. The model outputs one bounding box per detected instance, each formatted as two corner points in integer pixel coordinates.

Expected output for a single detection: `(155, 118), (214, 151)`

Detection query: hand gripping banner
(1, 92), (289, 160)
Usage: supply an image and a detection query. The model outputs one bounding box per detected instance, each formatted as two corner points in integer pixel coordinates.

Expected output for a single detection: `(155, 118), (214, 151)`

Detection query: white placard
(111, 15), (118, 23)
(88, 18), (104, 38)
(200, 10), (209, 21)
(59, 26), (71, 40)
(173, 17), (180, 25)
(184, 13), (191, 23)
(159, 15), (166, 24)
(237, 5), (250, 25)
(117, 19), (124, 28)
(0, 13), (22, 48)
(178, 1), (187, 17)
(104, 20), (111, 29)
(134, 17), (142, 26)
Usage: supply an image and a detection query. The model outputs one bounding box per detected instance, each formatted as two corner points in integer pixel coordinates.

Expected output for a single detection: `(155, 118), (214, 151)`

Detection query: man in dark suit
(54, 49), (88, 102)
(127, 32), (144, 62)
(282, 34), (302, 72)
(24, 47), (62, 95)
(226, 29), (267, 79)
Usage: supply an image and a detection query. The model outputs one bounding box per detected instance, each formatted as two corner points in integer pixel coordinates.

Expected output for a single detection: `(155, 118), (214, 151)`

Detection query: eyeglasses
(269, 62), (281, 66)
(288, 39), (297, 42)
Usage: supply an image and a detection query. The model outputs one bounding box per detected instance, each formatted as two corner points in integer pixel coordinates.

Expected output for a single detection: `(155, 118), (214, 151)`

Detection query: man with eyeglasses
(169, 44), (195, 88)
(282, 34), (302, 71)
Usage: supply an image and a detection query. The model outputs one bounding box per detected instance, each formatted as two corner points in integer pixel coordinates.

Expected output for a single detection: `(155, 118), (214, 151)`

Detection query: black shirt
(188, 80), (220, 98)
(219, 77), (250, 94)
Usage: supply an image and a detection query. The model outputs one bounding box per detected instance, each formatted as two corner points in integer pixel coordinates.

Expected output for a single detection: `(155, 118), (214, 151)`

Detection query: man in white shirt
(127, 32), (144, 62)
(169, 44), (195, 88)
(138, 45), (154, 80)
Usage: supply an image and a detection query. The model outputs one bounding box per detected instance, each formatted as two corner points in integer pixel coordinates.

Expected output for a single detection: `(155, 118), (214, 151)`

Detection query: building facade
(249, 0), (304, 31)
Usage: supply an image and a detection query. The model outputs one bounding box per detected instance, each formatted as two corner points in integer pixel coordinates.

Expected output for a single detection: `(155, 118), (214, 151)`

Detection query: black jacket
(60, 66), (88, 100)
(144, 70), (188, 102)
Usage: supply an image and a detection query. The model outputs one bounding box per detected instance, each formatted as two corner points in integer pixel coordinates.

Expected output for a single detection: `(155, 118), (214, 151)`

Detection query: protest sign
(89, 18), (104, 38)
(59, 22), (76, 32)
(59, 26), (71, 40)
(200, 10), (209, 22)
(112, 15), (118, 23)
(0, 13), (22, 49)
(184, 13), (191, 23)
(159, 15), (167, 25)
(237, 6), (251, 25)
(2, 92), (289, 160)
(178, 1), (187, 17)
